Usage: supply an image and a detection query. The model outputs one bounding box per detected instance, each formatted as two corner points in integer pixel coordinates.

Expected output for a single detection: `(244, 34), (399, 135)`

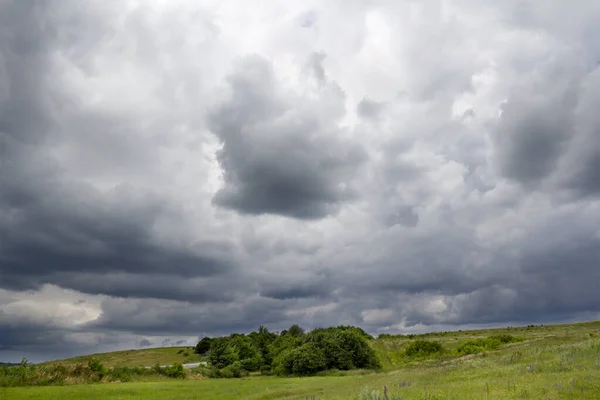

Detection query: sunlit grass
(38, 346), (203, 368)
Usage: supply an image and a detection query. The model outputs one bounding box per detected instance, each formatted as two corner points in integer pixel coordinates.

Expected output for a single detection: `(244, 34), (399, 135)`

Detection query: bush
(271, 348), (291, 376)
(162, 363), (186, 379)
(456, 335), (521, 356)
(87, 359), (106, 380)
(456, 343), (484, 356)
(489, 334), (520, 344)
(220, 361), (245, 378)
(208, 334), (263, 372)
(107, 366), (154, 382)
(288, 343), (327, 375)
(405, 340), (443, 358)
(273, 328), (380, 376)
(192, 365), (220, 378)
(152, 363), (163, 374)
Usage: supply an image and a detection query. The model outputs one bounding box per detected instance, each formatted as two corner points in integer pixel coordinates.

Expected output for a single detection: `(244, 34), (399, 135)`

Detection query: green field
(4, 320), (600, 399)
(38, 346), (203, 368)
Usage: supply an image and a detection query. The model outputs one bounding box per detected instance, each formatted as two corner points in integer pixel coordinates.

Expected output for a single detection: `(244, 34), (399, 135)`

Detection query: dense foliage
(404, 340), (443, 358)
(194, 337), (213, 355)
(200, 325), (380, 376)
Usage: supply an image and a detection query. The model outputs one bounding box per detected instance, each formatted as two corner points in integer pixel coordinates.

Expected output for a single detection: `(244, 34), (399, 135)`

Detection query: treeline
(195, 324), (381, 376)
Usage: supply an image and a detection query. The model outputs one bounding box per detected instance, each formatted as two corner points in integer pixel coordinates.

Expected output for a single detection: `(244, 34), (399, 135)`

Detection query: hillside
(41, 346), (204, 368)
(4, 319), (600, 399)
(372, 319), (600, 370)
(41, 319), (600, 370)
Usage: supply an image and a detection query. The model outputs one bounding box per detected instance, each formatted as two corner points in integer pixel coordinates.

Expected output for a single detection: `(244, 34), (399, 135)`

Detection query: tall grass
(0, 359), (186, 387)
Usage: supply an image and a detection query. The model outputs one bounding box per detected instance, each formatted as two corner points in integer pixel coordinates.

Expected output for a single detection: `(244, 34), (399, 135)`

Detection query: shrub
(456, 343), (484, 356)
(192, 365), (220, 378)
(152, 363), (163, 374)
(456, 335), (520, 356)
(107, 366), (154, 382)
(87, 359), (106, 380)
(405, 340), (443, 358)
(220, 361), (245, 378)
(273, 328), (380, 376)
(162, 363), (186, 379)
(289, 343), (327, 375)
(489, 334), (520, 344)
(272, 349), (294, 376)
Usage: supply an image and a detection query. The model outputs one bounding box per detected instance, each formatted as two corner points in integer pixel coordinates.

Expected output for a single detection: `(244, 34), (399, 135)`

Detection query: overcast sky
(1, 0), (600, 363)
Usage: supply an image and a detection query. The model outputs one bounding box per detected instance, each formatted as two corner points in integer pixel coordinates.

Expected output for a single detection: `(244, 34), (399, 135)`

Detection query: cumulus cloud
(208, 53), (366, 219)
(1, 0), (600, 362)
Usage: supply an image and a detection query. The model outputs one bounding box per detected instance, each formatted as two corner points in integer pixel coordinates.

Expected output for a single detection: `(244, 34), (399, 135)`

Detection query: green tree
(287, 324), (305, 337)
(248, 325), (277, 366)
(268, 332), (303, 365)
(286, 343), (327, 375)
(195, 337), (213, 355)
(208, 337), (239, 369)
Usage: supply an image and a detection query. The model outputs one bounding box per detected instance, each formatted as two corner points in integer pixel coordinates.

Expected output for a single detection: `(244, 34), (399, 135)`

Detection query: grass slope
(40, 346), (203, 368)
(6, 320), (600, 399)
(372, 320), (600, 370)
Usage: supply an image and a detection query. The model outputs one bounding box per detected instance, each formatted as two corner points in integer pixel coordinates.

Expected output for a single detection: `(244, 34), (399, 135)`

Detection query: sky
(1, 0), (600, 363)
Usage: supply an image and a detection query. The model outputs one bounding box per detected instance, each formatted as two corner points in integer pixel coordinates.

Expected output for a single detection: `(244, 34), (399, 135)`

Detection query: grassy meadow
(39, 346), (203, 368)
(3, 320), (600, 399)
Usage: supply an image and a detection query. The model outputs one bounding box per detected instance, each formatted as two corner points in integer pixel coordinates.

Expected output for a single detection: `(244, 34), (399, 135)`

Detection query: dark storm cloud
(492, 47), (600, 197)
(437, 237), (600, 327)
(0, 0), (237, 299)
(0, 323), (73, 358)
(258, 278), (332, 300)
(53, 272), (242, 302)
(0, 317), (145, 362)
(0, 175), (235, 292)
(495, 98), (573, 184)
(208, 54), (367, 219)
(557, 67), (600, 196)
(0, 0), (56, 145)
(86, 296), (293, 336)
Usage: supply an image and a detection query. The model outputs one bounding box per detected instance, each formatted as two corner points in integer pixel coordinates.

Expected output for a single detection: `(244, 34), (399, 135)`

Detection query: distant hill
(35, 320), (600, 372)
(40, 346), (204, 368)
(0, 362), (19, 367)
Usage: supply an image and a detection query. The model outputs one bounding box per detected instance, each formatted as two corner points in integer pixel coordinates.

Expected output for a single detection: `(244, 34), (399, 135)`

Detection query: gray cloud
(0, 174), (235, 292)
(208, 54), (367, 219)
(357, 98), (385, 120)
(0, 0), (237, 295)
(2, 0), (600, 363)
